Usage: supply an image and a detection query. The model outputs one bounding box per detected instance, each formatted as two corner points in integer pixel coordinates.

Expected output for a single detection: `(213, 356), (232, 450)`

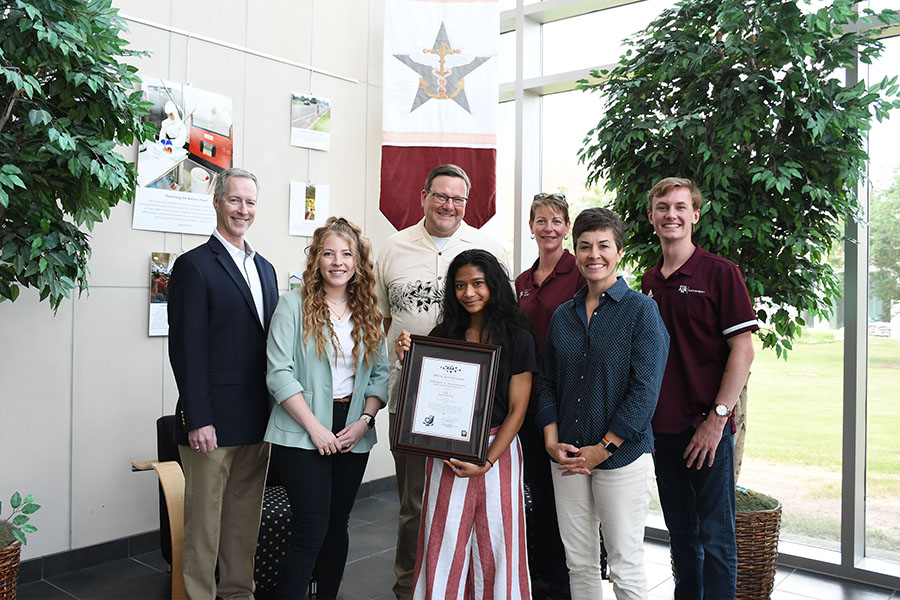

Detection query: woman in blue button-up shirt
(536, 207), (670, 600)
(264, 217), (390, 599)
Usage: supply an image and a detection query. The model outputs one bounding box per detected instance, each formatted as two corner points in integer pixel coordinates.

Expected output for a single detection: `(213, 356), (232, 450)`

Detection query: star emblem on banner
(394, 22), (491, 114)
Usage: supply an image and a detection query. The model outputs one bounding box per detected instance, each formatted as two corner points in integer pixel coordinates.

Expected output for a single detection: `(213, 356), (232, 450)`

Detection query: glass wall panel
(540, 90), (608, 221)
(739, 334), (844, 553)
(500, 31), (516, 84)
(542, 0), (677, 75)
(865, 34), (900, 566)
(484, 100), (516, 267)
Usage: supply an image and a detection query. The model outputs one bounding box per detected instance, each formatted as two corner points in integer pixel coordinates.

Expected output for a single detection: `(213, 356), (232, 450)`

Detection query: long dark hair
(433, 249), (532, 349)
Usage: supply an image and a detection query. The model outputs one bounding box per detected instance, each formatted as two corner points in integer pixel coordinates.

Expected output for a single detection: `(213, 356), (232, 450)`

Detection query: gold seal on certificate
(391, 335), (501, 465)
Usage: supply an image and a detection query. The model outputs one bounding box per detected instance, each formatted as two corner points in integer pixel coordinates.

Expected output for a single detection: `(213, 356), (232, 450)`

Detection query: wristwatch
(601, 437), (619, 455)
(360, 413), (376, 430)
(714, 404), (731, 418)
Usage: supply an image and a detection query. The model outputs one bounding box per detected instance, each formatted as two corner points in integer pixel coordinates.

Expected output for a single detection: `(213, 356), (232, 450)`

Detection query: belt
(333, 396), (351, 403)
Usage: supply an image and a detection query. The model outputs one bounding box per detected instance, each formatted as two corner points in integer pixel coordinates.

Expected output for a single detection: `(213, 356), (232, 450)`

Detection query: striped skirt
(411, 433), (531, 600)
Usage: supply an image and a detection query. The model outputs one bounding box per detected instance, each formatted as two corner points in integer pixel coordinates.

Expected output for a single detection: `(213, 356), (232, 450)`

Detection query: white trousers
(551, 452), (654, 600)
(412, 435), (531, 600)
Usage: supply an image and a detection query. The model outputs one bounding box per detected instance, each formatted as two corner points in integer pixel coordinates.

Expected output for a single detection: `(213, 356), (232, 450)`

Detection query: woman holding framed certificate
(264, 217), (390, 599)
(396, 249), (535, 600)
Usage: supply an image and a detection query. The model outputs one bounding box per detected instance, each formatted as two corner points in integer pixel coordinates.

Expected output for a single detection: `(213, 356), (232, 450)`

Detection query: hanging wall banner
(380, 0), (498, 231)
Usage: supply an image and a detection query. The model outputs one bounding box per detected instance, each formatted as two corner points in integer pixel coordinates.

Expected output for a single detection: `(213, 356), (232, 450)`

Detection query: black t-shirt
(428, 327), (537, 427)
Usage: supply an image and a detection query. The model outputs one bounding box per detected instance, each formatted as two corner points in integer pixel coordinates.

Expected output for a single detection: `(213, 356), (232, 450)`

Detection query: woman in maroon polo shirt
(515, 192), (585, 599)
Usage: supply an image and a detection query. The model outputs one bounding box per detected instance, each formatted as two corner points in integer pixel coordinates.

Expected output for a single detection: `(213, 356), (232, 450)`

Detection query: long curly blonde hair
(301, 217), (384, 367)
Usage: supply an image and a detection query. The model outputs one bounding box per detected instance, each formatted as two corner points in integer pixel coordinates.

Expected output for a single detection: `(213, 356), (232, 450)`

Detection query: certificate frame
(391, 335), (501, 465)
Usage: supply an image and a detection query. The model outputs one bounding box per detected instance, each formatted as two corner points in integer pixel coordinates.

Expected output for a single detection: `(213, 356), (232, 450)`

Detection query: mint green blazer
(263, 290), (390, 453)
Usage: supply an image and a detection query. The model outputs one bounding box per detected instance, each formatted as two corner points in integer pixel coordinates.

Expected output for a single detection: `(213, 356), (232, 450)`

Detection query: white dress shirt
(213, 228), (264, 325)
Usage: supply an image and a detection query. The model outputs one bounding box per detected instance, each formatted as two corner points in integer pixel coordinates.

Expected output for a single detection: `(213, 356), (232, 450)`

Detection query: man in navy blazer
(168, 167), (278, 599)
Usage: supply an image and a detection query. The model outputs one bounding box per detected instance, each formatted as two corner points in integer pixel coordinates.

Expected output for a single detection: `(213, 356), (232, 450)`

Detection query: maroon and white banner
(381, 0), (498, 230)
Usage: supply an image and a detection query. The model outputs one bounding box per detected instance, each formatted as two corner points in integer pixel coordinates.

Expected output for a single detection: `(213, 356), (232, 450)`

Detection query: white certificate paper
(411, 357), (481, 441)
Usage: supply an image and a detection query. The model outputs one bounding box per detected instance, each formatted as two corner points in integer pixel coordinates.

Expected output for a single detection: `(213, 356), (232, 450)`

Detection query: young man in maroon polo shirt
(642, 177), (758, 600)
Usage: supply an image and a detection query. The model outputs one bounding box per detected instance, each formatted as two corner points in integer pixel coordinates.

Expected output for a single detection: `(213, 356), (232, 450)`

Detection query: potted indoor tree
(576, 0), (899, 597)
(0, 492), (40, 599)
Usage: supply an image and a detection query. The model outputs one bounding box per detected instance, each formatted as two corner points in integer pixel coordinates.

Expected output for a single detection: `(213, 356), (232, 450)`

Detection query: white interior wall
(0, 0), (397, 560)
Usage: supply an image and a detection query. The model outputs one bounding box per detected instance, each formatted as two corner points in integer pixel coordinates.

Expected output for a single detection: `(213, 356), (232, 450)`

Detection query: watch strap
(601, 437), (619, 455)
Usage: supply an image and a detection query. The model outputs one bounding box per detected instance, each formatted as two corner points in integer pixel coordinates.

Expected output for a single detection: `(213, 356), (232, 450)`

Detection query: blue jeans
(654, 426), (736, 600)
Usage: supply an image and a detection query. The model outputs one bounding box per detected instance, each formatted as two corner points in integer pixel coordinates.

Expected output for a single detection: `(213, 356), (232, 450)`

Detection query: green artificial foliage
(0, 492), (40, 547)
(577, 0), (900, 358)
(0, 0), (155, 310)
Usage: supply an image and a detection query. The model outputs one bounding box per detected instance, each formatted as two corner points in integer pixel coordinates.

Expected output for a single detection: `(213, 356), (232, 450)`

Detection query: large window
(484, 100), (516, 268)
(865, 34), (900, 567)
(500, 0), (900, 588)
(741, 337), (845, 554)
(540, 90), (606, 218)
(542, 0), (676, 75)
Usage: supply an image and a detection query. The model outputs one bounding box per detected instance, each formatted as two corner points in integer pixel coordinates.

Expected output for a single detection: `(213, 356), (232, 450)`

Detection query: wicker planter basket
(736, 500), (783, 600)
(0, 541), (22, 600)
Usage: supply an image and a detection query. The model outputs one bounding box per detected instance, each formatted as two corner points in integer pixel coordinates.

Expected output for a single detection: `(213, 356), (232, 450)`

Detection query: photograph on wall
(289, 181), (330, 237)
(289, 270), (304, 291)
(290, 93), (331, 151)
(133, 77), (235, 234)
(149, 251), (177, 336)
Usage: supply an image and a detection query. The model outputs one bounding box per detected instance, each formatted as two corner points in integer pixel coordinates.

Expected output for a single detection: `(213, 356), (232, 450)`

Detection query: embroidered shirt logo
(678, 285), (707, 295)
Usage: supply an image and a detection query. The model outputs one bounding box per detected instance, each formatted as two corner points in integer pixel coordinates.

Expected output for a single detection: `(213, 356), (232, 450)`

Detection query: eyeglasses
(534, 192), (566, 201)
(427, 190), (468, 208)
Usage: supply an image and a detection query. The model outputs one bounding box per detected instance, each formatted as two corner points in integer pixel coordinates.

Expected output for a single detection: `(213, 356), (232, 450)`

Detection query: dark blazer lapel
(208, 236), (262, 328)
(255, 254), (277, 330)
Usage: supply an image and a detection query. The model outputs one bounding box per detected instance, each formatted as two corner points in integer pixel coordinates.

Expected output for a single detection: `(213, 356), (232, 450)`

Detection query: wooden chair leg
(153, 461), (185, 600)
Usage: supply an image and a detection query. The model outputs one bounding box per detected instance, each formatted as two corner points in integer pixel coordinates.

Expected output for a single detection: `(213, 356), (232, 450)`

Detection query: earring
(564, 234), (569, 240)
(530, 234), (535, 239)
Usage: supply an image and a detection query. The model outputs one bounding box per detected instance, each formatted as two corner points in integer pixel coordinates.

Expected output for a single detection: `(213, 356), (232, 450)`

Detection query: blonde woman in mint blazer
(264, 217), (389, 599)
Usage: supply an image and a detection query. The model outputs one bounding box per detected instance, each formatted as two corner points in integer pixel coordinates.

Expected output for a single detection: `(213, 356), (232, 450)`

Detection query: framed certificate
(391, 335), (501, 465)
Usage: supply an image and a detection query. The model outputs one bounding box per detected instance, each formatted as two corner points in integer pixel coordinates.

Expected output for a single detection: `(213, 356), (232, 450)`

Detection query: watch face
(715, 404), (729, 417)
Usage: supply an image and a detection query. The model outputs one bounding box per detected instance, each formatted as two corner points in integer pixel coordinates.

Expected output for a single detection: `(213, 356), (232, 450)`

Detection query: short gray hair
(212, 168), (259, 199)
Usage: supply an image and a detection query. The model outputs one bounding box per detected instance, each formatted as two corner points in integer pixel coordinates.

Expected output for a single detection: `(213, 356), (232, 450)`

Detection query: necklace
(326, 297), (350, 320)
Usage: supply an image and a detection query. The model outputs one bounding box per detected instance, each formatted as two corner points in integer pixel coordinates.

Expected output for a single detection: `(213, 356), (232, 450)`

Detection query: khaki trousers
(178, 441), (270, 600)
(390, 412), (427, 600)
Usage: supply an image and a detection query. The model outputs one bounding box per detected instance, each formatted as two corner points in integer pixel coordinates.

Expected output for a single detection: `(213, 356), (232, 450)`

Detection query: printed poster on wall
(149, 252), (177, 336)
(290, 94), (331, 151)
(289, 181), (330, 237)
(133, 77), (235, 234)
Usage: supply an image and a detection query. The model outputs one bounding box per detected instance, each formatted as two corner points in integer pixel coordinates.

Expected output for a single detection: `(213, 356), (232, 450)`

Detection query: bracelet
(485, 457), (494, 467)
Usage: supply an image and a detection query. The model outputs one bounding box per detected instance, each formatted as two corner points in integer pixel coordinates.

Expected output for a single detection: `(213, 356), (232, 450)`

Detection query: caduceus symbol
(424, 42), (461, 99)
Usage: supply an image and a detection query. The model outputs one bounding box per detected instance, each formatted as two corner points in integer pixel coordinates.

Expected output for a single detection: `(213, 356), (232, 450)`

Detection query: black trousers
(519, 411), (571, 599)
(275, 403), (369, 599)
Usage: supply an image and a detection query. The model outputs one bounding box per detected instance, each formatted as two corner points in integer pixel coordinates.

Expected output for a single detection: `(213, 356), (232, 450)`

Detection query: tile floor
(17, 489), (900, 599)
